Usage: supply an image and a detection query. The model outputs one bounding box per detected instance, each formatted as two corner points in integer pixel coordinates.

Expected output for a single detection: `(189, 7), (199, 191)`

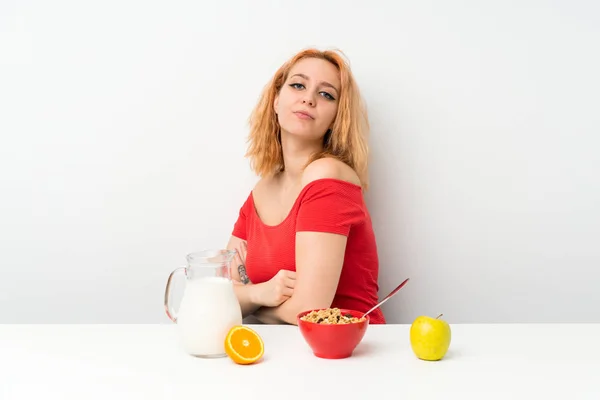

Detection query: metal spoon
(362, 278), (410, 319)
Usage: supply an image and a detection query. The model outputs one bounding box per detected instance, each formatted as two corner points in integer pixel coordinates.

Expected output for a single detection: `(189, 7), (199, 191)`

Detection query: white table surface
(1, 323), (598, 399)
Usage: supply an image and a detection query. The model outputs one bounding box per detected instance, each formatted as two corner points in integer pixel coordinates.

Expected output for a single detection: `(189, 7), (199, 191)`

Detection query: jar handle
(164, 267), (186, 323)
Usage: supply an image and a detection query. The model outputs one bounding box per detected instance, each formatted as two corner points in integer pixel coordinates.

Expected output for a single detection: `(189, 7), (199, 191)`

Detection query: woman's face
(274, 57), (340, 142)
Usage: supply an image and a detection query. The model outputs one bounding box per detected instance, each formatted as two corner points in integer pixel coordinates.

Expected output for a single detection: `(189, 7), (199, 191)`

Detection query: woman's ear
(273, 95), (279, 114)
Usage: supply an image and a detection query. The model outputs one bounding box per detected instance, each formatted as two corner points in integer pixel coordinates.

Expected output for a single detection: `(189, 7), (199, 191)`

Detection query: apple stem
(436, 314), (443, 319)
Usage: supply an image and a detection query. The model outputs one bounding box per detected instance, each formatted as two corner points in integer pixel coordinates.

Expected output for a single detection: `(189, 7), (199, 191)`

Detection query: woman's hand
(232, 241), (251, 285)
(228, 238), (295, 309)
(254, 269), (296, 307)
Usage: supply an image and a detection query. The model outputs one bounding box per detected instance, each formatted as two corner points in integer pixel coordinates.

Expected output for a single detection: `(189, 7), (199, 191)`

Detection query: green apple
(410, 314), (451, 361)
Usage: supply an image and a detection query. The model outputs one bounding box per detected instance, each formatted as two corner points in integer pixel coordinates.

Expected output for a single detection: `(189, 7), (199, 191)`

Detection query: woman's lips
(294, 111), (314, 120)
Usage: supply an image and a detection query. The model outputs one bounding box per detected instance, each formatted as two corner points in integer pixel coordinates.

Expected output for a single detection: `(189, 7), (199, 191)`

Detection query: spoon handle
(362, 278), (410, 318)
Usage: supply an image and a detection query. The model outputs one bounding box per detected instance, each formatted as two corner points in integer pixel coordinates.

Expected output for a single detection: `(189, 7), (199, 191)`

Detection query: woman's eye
(320, 92), (335, 101)
(289, 83), (335, 101)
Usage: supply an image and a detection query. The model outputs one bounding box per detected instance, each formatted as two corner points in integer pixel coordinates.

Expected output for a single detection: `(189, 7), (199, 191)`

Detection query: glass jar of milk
(164, 249), (243, 358)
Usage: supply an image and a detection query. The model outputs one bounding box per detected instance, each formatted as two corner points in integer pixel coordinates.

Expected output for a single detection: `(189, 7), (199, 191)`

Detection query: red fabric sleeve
(296, 179), (366, 236)
(231, 194), (251, 240)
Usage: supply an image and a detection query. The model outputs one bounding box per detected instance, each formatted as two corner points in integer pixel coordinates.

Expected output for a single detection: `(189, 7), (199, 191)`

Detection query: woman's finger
(232, 252), (243, 280)
(284, 277), (296, 289)
(284, 270), (296, 280)
(241, 245), (247, 264)
(234, 251), (243, 266)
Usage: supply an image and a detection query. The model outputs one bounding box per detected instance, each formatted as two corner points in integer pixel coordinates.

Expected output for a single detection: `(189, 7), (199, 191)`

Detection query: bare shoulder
(301, 157), (361, 188)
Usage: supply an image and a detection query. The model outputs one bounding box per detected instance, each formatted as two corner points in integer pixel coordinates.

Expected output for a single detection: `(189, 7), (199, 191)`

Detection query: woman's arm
(253, 158), (360, 325)
(226, 236), (297, 318)
(226, 235), (262, 317)
(253, 230), (347, 324)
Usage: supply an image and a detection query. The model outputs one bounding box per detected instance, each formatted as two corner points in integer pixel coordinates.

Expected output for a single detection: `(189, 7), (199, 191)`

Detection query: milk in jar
(176, 276), (242, 357)
(164, 249), (243, 358)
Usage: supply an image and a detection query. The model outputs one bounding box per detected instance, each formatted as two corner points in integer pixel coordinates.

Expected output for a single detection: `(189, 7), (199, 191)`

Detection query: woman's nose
(302, 94), (316, 107)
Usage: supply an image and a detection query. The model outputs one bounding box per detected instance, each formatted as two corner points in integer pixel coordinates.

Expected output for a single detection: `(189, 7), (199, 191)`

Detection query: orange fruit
(224, 325), (264, 365)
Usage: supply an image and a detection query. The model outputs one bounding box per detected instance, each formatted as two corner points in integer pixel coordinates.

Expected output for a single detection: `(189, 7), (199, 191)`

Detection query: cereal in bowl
(300, 308), (366, 324)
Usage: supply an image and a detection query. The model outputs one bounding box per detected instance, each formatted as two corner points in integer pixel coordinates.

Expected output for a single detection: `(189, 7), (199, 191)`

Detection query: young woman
(226, 48), (385, 325)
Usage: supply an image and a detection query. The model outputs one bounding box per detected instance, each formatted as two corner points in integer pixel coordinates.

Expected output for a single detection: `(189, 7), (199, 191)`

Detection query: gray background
(1, 0), (598, 324)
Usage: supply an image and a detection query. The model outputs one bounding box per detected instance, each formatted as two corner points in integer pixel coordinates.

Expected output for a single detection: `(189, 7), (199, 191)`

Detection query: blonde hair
(245, 48), (371, 190)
